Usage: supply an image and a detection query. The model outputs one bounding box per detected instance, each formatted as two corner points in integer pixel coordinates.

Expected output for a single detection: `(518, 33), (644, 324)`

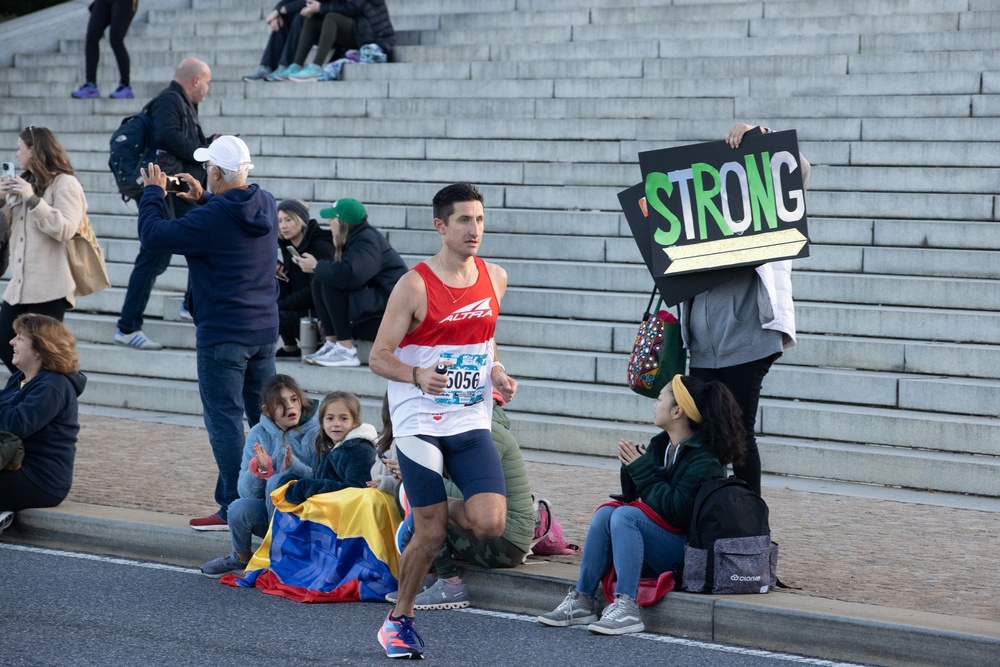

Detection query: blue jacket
(237, 400), (321, 500)
(0, 370), (87, 499)
(138, 184), (280, 348)
(284, 423), (377, 505)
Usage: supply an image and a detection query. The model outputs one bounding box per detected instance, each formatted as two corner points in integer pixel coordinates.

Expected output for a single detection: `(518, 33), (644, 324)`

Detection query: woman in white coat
(0, 126), (84, 372)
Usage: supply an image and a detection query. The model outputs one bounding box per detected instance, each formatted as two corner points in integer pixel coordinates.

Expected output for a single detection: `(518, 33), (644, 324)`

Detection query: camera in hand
(164, 175), (186, 194)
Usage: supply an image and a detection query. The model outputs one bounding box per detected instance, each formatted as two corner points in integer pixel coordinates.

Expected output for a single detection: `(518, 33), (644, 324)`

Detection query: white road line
(1, 543), (863, 665)
(458, 607), (864, 666)
(0, 542), (202, 575)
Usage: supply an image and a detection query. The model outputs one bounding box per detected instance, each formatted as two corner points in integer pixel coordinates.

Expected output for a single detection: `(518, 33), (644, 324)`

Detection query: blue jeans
(576, 505), (686, 600)
(197, 341), (277, 519)
(118, 194), (195, 333)
(228, 498), (268, 554)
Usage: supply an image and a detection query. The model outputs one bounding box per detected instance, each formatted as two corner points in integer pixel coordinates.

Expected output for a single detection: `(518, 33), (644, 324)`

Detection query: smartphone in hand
(288, 246), (303, 259)
(164, 175), (187, 194)
(1, 162), (15, 180)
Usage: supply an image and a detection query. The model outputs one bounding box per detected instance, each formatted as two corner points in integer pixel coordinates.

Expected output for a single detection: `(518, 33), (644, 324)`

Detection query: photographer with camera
(113, 57), (215, 351)
(137, 135), (280, 532)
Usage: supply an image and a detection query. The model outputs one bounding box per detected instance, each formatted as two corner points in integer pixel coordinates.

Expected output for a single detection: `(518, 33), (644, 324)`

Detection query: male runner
(369, 183), (517, 660)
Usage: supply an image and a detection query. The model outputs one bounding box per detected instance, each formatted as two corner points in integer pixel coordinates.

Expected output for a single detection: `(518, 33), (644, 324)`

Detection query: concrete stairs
(1, 0), (998, 496)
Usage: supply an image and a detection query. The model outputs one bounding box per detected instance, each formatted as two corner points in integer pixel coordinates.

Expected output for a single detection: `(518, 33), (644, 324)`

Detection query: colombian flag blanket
(223, 484), (401, 602)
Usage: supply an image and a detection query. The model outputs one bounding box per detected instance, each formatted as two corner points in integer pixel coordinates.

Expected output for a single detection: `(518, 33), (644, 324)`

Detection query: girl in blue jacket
(200, 374), (319, 577)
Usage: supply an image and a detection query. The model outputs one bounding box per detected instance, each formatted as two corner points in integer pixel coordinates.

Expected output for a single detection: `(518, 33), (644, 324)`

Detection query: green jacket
(443, 404), (535, 553)
(621, 430), (724, 532)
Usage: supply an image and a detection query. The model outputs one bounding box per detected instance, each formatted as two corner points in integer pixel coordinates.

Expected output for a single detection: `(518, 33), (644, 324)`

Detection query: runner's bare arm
(486, 262), (508, 301)
(369, 271), (449, 395)
(485, 262), (517, 402)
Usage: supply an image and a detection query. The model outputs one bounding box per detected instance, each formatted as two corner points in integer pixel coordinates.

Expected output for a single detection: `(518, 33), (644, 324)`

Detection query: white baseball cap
(193, 135), (254, 172)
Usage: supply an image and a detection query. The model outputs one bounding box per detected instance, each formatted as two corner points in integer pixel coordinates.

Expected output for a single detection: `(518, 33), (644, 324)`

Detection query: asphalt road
(0, 543), (865, 666)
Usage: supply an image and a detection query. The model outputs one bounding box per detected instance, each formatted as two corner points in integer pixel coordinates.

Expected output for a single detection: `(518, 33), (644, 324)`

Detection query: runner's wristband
(412, 366), (419, 388)
(492, 361), (505, 373)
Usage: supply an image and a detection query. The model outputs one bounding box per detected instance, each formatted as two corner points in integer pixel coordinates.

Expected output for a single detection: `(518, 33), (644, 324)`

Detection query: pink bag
(530, 498), (580, 556)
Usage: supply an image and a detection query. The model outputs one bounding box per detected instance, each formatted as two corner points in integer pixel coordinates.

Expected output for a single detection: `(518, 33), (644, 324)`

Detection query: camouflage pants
(433, 525), (527, 579)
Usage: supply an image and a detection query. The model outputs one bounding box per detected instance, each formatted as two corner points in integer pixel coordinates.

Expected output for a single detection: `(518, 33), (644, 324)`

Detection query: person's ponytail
(687, 378), (746, 466)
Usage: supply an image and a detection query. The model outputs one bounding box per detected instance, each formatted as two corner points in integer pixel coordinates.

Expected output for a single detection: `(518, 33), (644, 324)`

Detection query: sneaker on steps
(110, 84), (134, 99)
(242, 65), (272, 82)
(304, 341), (336, 364)
(71, 82), (99, 99)
(114, 329), (163, 351)
(269, 63), (302, 81)
(413, 578), (470, 610)
(289, 63), (323, 81)
(0, 511), (13, 535)
(587, 594), (645, 635)
(537, 587), (599, 627)
(312, 343), (360, 367)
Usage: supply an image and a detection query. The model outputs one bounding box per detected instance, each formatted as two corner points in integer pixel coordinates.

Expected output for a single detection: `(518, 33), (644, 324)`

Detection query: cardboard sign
(619, 183), (746, 307)
(629, 130), (809, 279)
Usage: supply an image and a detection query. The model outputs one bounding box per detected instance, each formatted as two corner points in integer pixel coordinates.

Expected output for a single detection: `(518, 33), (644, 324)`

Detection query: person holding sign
(369, 183), (517, 660)
(679, 123), (810, 496)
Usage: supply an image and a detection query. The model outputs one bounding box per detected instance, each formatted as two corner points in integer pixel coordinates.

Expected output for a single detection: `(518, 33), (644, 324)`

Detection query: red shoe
(189, 512), (229, 531)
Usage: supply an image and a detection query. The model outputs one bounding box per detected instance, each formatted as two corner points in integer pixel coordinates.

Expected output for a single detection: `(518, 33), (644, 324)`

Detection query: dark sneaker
(378, 610), (425, 660)
(200, 552), (247, 578)
(413, 578), (470, 610)
(110, 84), (134, 99)
(189, 512), (229, 532)
(537, 587), (599, 627)
(588, 594), (645, 635)
(71, 82), (99, 99)
(242, 65), (272, 82)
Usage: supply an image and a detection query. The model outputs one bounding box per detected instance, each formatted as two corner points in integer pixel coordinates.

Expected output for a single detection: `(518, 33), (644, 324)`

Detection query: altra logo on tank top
(439, 297), (493, 324)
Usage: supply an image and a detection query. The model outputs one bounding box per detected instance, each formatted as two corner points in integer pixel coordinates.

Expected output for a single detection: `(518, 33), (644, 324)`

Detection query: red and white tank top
(388, 257), (498, 437)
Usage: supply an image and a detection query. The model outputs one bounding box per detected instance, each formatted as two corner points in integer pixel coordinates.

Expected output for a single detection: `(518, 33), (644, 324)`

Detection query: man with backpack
(113, 58), (213, 351)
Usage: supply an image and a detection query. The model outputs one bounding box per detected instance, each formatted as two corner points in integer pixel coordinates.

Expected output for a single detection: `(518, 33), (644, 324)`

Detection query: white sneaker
(114, 329), (163, 350)
(313, 343), (360, 367)
(304, 341), (336, 364)
(0, 510), (13, 535)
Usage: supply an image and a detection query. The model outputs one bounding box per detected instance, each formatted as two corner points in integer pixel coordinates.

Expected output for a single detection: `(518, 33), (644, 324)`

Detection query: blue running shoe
(110, 84), (134, 99)
(71, 82), (99, 99)
(378, 610), (425, 660)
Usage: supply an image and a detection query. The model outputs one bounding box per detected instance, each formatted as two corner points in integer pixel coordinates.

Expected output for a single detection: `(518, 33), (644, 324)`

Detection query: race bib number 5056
(435, 352), (487, 406)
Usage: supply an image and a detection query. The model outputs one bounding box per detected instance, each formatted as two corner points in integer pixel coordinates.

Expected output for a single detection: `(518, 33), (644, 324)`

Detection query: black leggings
(85, 0), (138, 86)
(294, 12), (357, 66)
(0, 469), (65, 512)
(690, 352), (780, 496)
(311, 281), (380, 343)
(0, 299), (70, 373)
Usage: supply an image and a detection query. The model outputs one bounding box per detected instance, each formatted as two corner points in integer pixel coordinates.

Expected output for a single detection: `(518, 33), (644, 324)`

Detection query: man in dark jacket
(114, 58), (213, 351)
(138, 136), (279, 532)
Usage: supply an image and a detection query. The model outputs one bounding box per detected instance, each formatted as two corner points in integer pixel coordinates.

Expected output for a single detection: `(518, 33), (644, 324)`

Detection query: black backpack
(108, 102), (157, 202)
(680, 476), (778, 594)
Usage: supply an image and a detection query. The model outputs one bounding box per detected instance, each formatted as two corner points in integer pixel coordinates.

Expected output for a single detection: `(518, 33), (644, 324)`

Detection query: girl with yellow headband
(538, 375), (745, 635)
